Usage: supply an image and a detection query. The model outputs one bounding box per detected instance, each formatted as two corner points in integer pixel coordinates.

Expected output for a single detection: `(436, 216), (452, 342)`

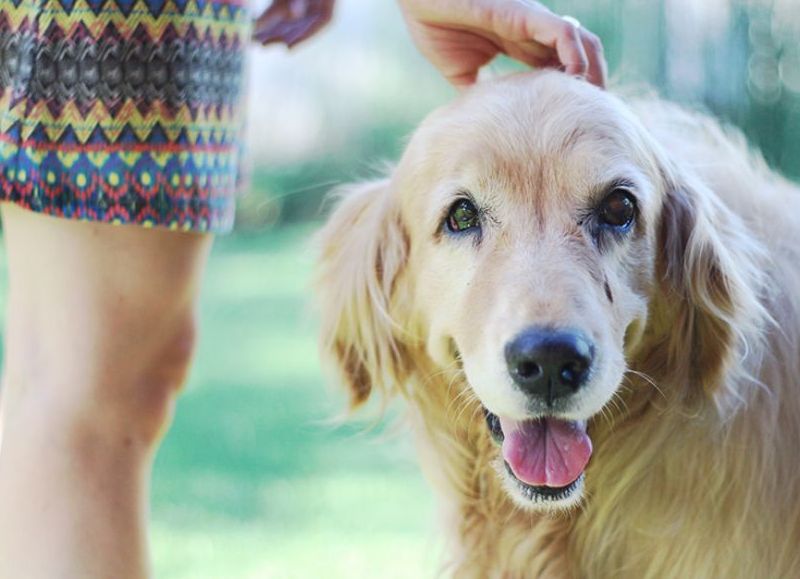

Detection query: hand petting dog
(253, 0), (607, 88)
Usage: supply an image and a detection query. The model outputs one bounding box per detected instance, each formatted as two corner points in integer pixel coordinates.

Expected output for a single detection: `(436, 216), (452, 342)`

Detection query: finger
(492, 3), (589, 77)
(255, 18), (311, 46)
(286, 14), (333, 47)
(254, 22), (290, 45)
(505, 37), (555, 65)
(290, 0), (334, 44)
(253, 2), (291, 42)
(419, 25), (499, 88)
(503, 42), (553, 71)
(289, 0), (308, 20)
(253, 3), (333, 46)
(552, 19), (588, 77)
(580, 29), (607, 88)
(449, 70), (481, 89)
(315, 0), (335, 18)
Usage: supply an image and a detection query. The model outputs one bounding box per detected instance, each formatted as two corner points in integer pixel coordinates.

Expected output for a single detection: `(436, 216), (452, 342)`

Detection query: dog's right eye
(598, 189), (636, 229)
(446, 199), (480, 233)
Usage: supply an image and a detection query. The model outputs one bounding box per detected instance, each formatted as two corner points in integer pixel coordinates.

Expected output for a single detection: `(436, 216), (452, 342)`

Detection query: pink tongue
(500, 417), (592, 488)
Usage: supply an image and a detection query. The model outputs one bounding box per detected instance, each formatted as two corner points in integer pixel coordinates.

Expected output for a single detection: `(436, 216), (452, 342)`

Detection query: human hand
(253, 0), (335, 48)
(397, 0), (606, 88)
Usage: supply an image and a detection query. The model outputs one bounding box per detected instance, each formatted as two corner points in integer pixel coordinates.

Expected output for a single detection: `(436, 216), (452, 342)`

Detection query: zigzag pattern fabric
(0, 0), (250, 232)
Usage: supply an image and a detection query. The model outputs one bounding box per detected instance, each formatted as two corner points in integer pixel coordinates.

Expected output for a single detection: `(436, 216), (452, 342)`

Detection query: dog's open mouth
(485, 409), (593, 502)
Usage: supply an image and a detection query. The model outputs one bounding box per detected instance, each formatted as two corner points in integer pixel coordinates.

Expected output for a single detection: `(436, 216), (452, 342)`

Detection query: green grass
(0, 225), (438, 578)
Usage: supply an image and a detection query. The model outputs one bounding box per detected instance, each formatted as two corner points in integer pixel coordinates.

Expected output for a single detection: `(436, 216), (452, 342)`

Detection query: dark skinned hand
(253, 0), (335, 48)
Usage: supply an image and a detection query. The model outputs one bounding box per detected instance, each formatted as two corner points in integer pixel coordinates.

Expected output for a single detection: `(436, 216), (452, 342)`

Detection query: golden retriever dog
(314, 71), (800, 578)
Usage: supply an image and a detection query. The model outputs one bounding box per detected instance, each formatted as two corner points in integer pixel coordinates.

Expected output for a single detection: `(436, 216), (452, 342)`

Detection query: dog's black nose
(505, 328), (594, 404)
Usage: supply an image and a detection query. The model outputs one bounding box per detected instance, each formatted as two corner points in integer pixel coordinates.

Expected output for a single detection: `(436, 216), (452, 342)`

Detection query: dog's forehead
(397, 73), (652, 216)
(418, 72), (635, 165)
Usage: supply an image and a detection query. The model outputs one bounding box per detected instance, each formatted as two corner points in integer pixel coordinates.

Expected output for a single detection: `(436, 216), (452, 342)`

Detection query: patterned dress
(0, 0), (250, 233)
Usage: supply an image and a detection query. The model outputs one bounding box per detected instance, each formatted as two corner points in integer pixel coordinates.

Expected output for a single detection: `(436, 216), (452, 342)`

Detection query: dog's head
(316, 72), (763, 510)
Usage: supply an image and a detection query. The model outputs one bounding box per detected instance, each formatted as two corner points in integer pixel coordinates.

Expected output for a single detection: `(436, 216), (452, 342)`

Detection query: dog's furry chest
(413, 396), (800, 579)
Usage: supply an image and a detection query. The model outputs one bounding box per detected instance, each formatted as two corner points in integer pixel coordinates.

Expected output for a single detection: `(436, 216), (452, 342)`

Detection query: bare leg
(0, 204), (213, 578)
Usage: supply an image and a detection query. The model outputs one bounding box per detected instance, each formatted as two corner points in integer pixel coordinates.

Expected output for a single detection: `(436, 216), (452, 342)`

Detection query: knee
(5, 308), (200, 449)
(118, 313), (199, 444)
(0, 215), (212, 453)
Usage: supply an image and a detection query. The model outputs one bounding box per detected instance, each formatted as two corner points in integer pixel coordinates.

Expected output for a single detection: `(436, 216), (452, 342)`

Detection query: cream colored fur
(314, 72), (800, 578)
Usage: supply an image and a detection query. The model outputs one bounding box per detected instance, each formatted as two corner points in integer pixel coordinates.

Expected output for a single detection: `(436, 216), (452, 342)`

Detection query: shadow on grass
(153, 379), (420, 523)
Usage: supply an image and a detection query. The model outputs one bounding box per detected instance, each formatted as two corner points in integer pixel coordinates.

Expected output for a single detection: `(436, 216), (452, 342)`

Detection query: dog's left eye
(598, 189), (636, 228)
(446, 199), (480, 233)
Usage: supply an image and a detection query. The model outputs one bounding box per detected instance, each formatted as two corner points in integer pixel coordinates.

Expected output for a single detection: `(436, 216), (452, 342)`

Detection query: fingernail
(253, 31), (278, 43)
(284, 31), (305, 47)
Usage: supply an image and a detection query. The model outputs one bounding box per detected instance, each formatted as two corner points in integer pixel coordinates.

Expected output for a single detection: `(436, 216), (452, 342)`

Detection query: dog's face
(398, 74), (660, 508)
(317, 72), (753, 512)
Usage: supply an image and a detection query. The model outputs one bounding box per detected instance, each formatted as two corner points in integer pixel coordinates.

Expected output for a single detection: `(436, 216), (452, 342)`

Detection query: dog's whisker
(445, 376), (474, 419)
(445, 388), (471, 421)
(452, 390), (481, 426)
(467, 402), (486, 434)
(449, 387), (473, 414)
(597, 402), (615, 430)
(421, 358), (463, 384)
(442, 370), (470, 416)
(626, 369), (667, 402)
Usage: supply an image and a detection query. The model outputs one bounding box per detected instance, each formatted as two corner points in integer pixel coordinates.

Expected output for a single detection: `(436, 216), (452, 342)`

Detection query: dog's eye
(446, 199), (480, 233)
(598, 189), (636, 228)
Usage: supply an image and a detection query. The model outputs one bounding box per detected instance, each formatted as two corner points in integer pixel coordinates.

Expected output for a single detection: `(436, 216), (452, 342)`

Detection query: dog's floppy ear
(314, 179), (410, 410)
(652, 168), (766, 407)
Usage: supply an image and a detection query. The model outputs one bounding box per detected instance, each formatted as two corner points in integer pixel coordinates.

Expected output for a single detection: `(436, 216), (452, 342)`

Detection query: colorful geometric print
(0, 0), (251, 233)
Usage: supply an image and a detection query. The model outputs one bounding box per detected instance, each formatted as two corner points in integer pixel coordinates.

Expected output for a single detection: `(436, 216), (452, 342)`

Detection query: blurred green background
(238, 0), (800, 232)
(2, 0), (800, 577)
(148, 226), (440, 578)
